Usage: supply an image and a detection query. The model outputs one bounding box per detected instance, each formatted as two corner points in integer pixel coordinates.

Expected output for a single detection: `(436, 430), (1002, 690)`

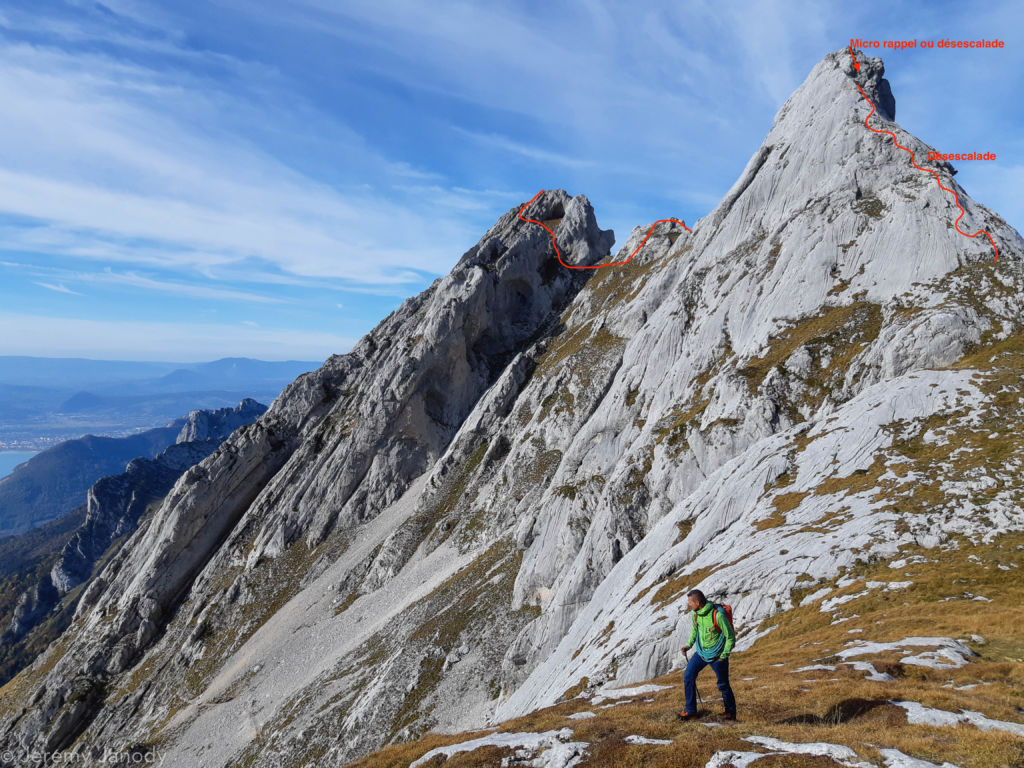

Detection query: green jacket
(686, 602), (735, 661)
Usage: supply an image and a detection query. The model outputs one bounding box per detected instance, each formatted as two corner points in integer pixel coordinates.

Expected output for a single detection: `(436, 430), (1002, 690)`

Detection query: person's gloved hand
(718, 653), (730, 661)
(681, 645), (692, 653)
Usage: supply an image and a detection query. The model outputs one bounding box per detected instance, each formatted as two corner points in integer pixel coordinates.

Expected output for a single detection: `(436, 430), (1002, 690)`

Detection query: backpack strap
(711, 604), (720, 633)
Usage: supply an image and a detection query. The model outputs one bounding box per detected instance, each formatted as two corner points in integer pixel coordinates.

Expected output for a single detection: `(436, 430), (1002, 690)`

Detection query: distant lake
(0, 451), (38, 480)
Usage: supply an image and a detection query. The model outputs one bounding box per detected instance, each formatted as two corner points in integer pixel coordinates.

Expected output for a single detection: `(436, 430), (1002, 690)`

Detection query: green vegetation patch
(738, 302), (882, 401)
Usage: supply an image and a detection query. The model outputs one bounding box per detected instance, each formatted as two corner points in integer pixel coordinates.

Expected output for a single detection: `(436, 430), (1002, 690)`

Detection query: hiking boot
(675, 711), (700, 721)
(721, 712), (737, 721)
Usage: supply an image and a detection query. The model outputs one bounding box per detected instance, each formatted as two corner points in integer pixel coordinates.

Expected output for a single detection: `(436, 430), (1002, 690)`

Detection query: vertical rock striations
(1, 51), (1022, 767)
(0, 400), (267, 689)
(0, 190), (612, 760)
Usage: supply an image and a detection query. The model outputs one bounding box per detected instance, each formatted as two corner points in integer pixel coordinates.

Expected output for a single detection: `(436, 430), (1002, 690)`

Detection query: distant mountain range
(0, 356), (320, 449)
(0, 399), (267, 688)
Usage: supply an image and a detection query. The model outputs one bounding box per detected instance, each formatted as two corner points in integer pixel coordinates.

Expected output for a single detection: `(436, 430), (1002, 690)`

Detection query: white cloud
(4, 260), (298, 304)
(0, 35), (478, 284)
(452, 129), (593, 169)
(33, 281), (83, 295)
(0, 311), (351, 362)
(79, 269), (291, 304)
(258, 0), (865, 220)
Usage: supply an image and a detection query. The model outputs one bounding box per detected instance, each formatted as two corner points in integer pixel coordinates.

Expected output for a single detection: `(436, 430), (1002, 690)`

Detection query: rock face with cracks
(0, 399), (267, 688)
(1, 50), (1022, 767)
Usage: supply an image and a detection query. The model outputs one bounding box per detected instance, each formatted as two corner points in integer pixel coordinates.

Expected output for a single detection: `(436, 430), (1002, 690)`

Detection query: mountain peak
(849, 49), (896, 120)
(770, 48), (895, 133)
(3, 46), (1022, 768)
(455, 188), (613, 273)
(175, 399), (267, 444)
(690, 47), (1018, 363)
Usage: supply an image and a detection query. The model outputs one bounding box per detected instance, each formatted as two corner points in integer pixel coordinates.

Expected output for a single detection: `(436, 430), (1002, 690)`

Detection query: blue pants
(684, 652), (735, 715)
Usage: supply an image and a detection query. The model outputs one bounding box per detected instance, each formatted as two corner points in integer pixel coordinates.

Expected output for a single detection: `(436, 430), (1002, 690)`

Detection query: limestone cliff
(0, 50), (1021, 768)
(0, 400), (267, 688)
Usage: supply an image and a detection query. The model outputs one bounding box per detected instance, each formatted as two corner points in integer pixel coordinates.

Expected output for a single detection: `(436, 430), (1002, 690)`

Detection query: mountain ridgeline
(1, 50), (1022, 767)
(0, 356), (317, 452)
(0, 428), (184, 538)
(0, 400), (266, 692)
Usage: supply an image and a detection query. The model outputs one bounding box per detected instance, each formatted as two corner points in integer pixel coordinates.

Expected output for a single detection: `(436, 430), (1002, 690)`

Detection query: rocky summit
(1, 49), (1022, 768)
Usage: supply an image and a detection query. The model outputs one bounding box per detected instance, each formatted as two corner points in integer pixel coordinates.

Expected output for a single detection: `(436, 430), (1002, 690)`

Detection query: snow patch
(410, 728), (588, 768)
(838, 637), (975, 670)
(624, 735), (673, 746)
(893, 701), (1024, 736)
(589, 683), (671, 705)
(705, 751), (769, 768)
(878, 748), (963, 767)
(704, 736), (874, 767)
(831, 614), (859, 625)
(844, 661), (894, 682)
(821, 581), (912, 612)
(746, 736), (873, 766)
(566, 711), (595, 720)
(800, 586), (833, 606)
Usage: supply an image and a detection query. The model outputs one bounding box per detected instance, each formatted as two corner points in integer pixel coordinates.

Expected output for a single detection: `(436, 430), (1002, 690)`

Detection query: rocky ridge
(0, 190), (612, 762)
(0, 49), (1021, 767)
(0, 399), (266, 685)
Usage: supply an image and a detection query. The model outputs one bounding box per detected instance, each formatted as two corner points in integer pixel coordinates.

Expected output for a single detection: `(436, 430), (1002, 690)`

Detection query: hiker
(676, 589), (736, 721)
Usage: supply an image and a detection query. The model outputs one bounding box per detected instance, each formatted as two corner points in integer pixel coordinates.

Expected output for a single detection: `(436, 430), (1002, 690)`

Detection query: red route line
(853, 79), (999, 262)
(518, 189), (691, 270)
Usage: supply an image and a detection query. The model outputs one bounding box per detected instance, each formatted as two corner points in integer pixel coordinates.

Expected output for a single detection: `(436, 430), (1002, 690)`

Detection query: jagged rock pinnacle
(2, 48), (1021, 768)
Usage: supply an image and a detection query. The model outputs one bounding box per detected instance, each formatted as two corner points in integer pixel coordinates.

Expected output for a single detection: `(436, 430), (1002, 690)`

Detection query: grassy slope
(347, 530), (1024, 768)
(346, 264), (1024, 767)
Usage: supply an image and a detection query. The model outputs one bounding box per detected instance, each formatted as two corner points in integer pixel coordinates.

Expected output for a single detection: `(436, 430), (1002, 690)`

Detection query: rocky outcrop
(0, 425), (185, 538)
(0, 400), (265, 540)
(48, 451), (201, 598)
(174, 398), (267, 444)
(5, 579), (59, 640)
(1, 51), (1022, 768)
(0, 190), (612, 761)
(0, 400), (267, 683)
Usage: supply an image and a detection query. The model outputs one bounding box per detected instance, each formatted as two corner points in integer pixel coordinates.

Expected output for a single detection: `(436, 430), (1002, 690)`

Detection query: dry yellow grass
(347, 531), (1024, 768)
(737, 302), (882, 397)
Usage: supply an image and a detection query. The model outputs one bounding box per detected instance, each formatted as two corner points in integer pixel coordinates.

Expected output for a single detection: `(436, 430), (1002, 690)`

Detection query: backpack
(690, 602), (736, 639)
(711, 603), (734, 634)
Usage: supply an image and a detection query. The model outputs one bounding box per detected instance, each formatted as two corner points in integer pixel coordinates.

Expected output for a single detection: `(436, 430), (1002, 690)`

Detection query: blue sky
(0, 0), (1020, 362)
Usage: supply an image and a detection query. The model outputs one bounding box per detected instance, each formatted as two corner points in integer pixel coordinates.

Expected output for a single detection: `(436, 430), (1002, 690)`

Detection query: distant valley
(0, 356), (320, 450)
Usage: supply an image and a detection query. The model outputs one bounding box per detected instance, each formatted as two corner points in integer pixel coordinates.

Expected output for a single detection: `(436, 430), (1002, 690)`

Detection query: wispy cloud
(452, 129), (593, 169)
(260, 0), (861, 215)
(33, 281), (83, 295)
(5, 260), (292, 304)
(81, 269), (291, 304)
(0, 27), (479, 286)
